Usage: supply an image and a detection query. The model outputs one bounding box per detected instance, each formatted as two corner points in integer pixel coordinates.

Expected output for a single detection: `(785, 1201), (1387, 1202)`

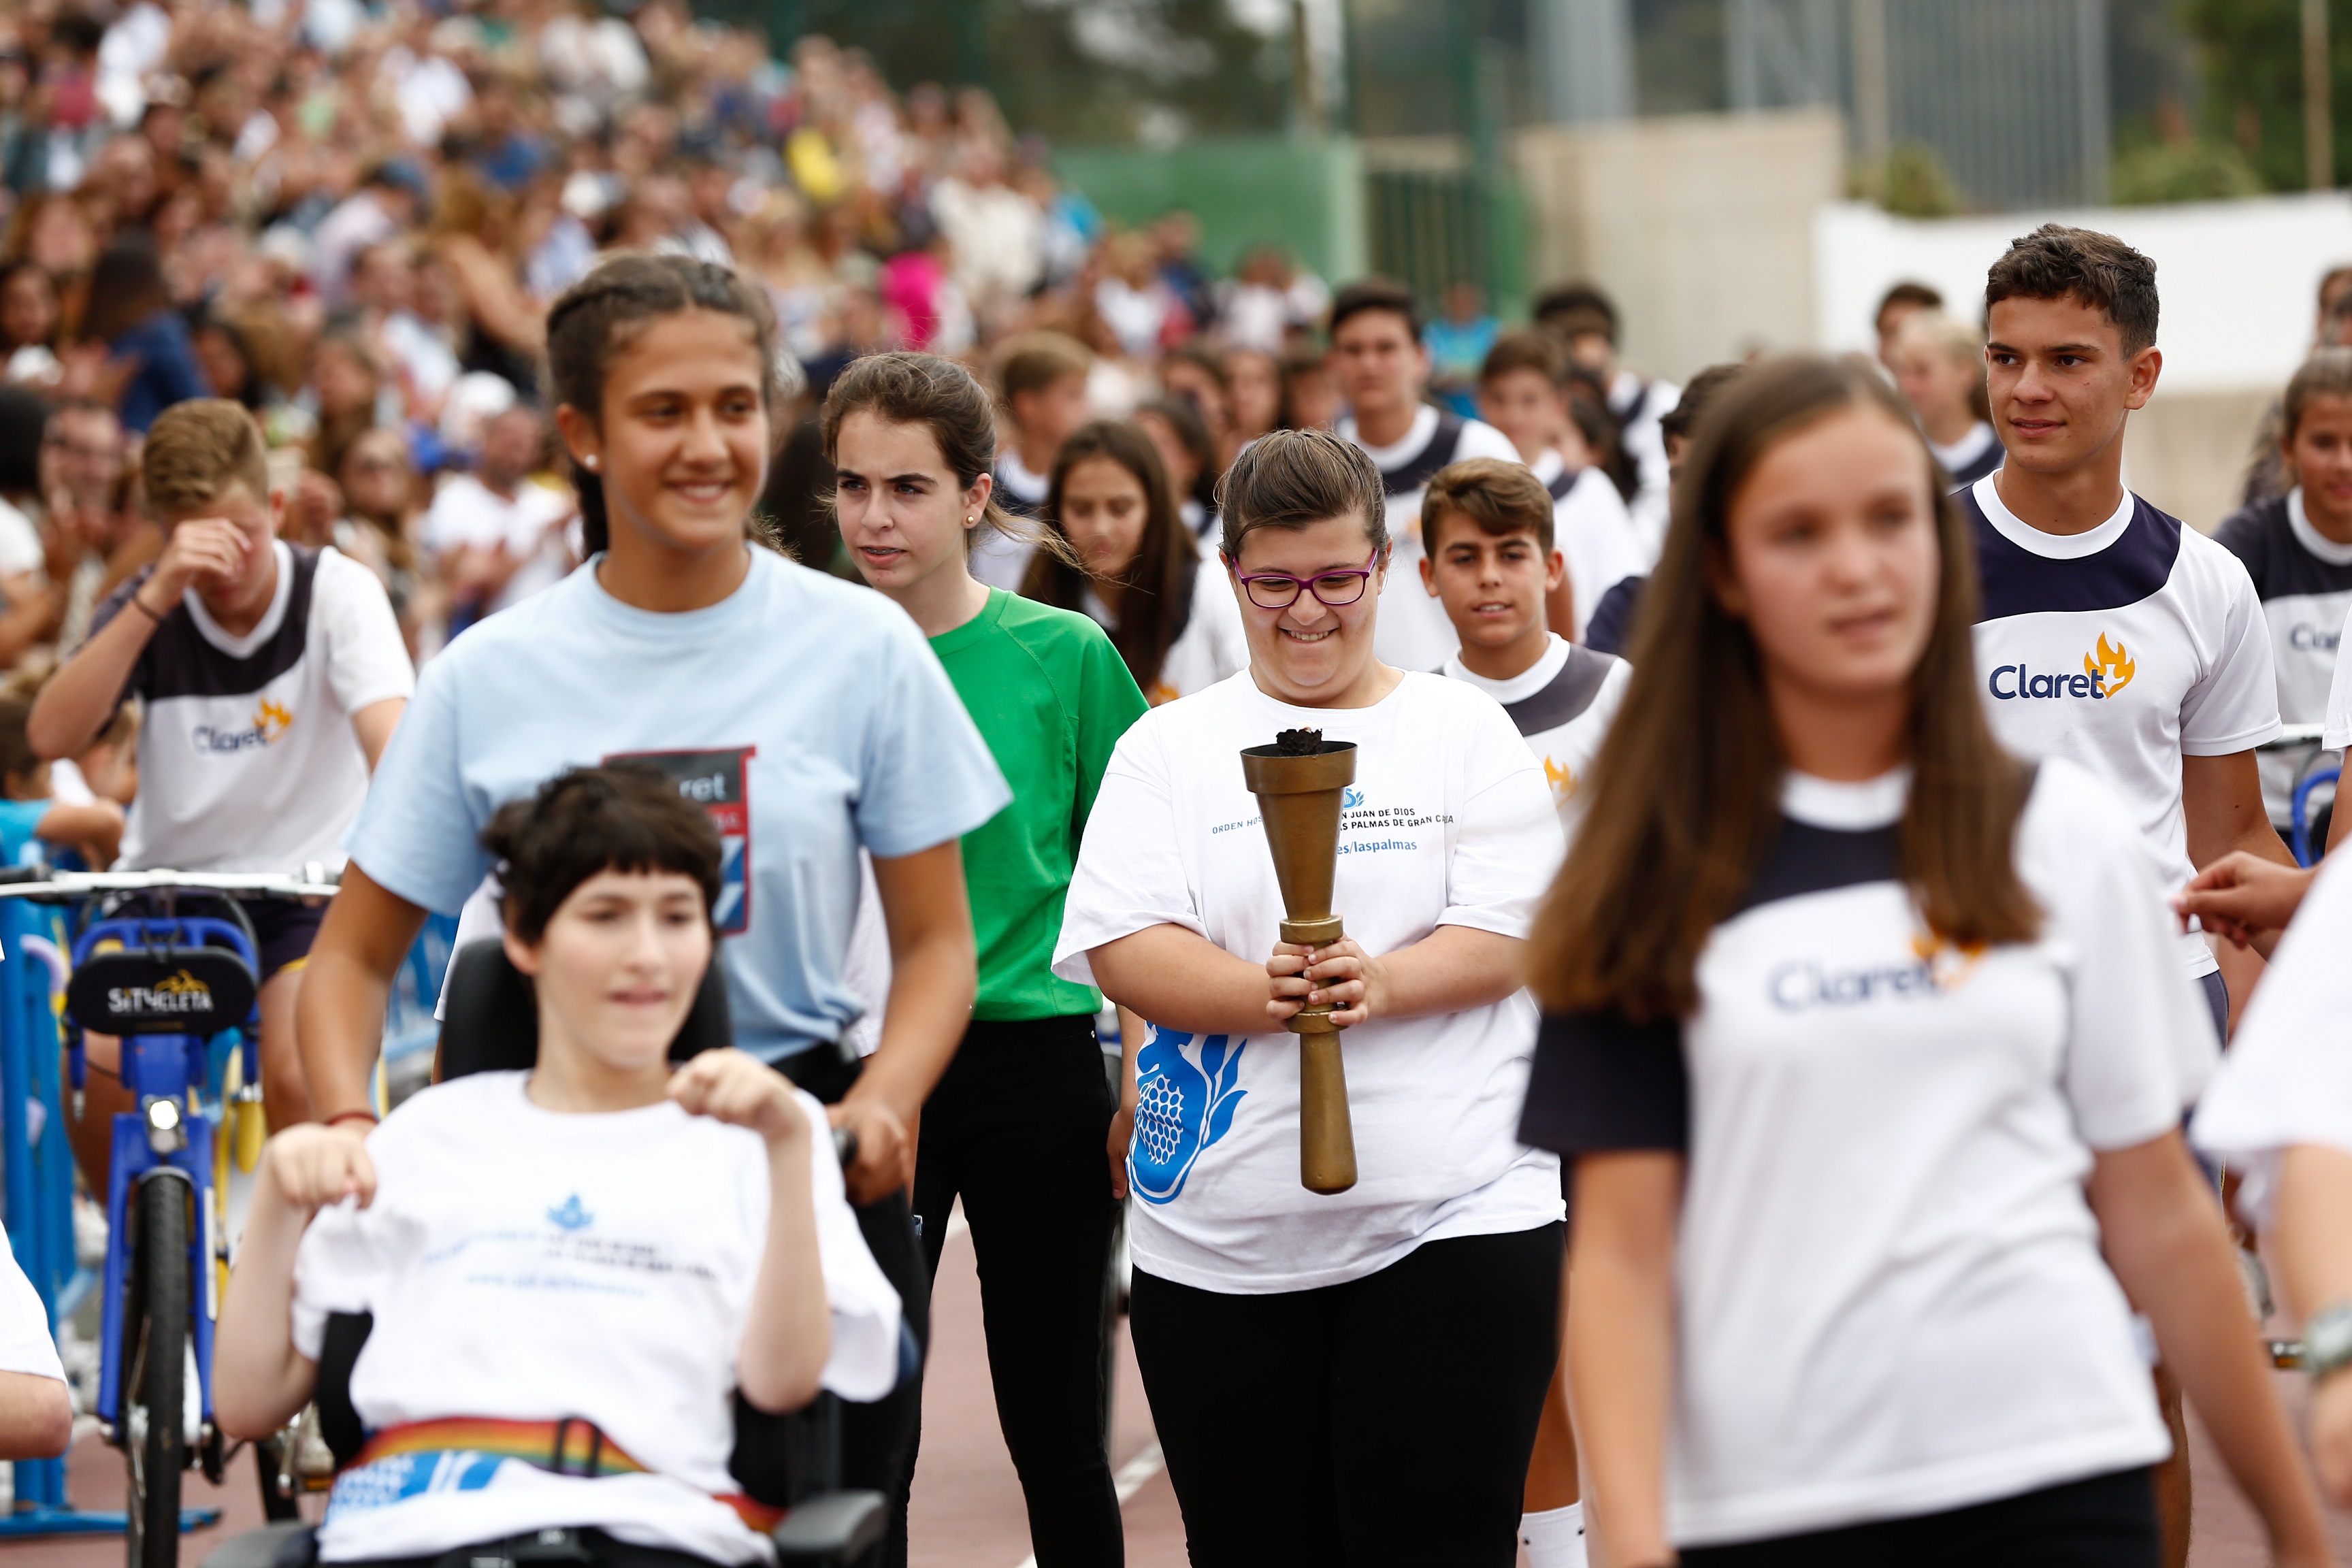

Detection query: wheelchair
(200, 936), (889, 1568)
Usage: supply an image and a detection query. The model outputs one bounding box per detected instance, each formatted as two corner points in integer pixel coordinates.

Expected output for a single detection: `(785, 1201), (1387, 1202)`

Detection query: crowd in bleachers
(0, 0), (1354, 674)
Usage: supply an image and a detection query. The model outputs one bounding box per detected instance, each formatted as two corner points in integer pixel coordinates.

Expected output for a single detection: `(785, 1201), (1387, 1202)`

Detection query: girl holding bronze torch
(1521, 356), (2330, 1568)
(1054, 428), (1566, 1562)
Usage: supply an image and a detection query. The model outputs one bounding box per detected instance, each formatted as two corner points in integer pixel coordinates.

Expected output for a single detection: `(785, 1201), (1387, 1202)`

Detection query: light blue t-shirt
(0, 799), (48, 866)
(346, 549), (1012, 1060)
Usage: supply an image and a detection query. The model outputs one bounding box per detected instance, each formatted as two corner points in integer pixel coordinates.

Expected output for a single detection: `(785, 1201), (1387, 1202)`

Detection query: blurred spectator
(1150, 210), (1215, 336)
(1872, 279), (1944, 372)
(1158, 343), (1230, 458)
(1132, 395), (1220, 551)
(37, 394), (146, 651)
(1425, 278), (1499, 418)
(304, 331), (387, 489)
(0, 261), (61, 385)
(1219, 245), (1328, 353)
(79, 241), (207, 433)
(419, 401), (574, 630)
(0, 388), (56, 664)
(1278, 345), (1338, 432)
(1224, 345), (1281, 459)
(335, 426), (437, 659)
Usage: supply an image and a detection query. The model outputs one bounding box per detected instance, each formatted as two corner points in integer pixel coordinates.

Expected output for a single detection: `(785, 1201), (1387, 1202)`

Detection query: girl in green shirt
(828, 351), (1147, 1567)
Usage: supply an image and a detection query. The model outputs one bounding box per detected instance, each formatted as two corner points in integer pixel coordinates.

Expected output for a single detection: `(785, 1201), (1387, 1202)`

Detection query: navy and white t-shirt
(94, 542), (414, 874)
(1930, 422), (2003, 489)
(1338, 406), (1521, 674)
(1530, 451), (1645, 642)
(1520, 762), (2212, 1547)
(2214, 487), (2352, 826)
(1440, 635), (1629, 813)
(1965, 474), (2281, 975)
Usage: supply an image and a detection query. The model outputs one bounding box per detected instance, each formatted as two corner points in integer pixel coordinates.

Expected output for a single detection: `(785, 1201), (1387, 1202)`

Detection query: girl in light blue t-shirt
(297, 253), (1009, 1549)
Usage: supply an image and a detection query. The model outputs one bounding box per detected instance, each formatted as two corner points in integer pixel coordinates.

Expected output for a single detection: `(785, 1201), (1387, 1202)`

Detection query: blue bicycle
(0, 868), (338, 1568)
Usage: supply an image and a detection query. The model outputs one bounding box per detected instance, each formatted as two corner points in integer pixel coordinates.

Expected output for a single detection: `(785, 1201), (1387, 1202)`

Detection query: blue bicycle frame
(71, 913), (261, 1442)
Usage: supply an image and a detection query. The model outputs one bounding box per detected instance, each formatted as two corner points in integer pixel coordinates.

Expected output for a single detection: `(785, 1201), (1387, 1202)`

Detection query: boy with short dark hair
(1329, 276), (1520, 672)
(1968, 223), (2286, 1034)
(1424, 457), (1628, 808)
(1532, 280), (1677, 551)
(29, 399), (412, 1135)
(978, 331), (1094, 589)
(216, 764), (899, 1567)
(1476, 331), (1644, 644)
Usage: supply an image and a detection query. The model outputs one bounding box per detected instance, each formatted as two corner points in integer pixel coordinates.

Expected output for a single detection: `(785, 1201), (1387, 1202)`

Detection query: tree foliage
(2183, 0), (2352, 191)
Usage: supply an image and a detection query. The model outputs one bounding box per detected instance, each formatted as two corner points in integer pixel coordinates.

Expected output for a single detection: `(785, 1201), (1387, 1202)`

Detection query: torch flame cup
(1240, 740), (1358, 1195)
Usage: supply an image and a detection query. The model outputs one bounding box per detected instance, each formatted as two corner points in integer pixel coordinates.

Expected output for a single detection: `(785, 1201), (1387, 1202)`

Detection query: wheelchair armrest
(199, 1521), (317, 1568)
(771, 1489), (887, 1565)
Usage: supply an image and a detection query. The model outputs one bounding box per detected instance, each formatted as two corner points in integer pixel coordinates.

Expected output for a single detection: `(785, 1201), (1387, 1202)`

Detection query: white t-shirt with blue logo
(1965, 474), (2281, 977)
(345, 549), (1011, 1061)
(1051, 668), (1565, 1294)
(293, 1072), (901, 1564)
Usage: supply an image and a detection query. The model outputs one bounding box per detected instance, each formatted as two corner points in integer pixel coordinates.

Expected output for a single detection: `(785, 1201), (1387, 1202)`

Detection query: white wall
(1518, 109), (1845, 383)
(1814, 194), (2352, 393)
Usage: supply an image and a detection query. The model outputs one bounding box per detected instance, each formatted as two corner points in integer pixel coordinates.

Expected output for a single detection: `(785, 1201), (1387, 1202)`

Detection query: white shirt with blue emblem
(291, 1071), (901, 1564)
(1052, 668), (1564, 1293)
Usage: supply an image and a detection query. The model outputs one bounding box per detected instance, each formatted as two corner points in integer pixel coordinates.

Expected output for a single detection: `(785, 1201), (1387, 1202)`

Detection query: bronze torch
(1240, 729), (1358, 1195)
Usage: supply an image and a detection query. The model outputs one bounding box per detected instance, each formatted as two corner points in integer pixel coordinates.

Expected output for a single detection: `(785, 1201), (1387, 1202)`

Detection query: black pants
(1131, 1222), (1563, 1567)
(904, 1015), (1123, 1567)
(779, 1044), (931, 1567)
(1682, 1466), (2160, 1567)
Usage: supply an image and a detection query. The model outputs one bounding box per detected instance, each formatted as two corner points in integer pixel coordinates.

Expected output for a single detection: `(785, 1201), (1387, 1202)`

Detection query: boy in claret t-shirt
(1475, 331), (1644, 646)
(28, 399), (413, 1147)
(1965, 225), (2289, 1566)
(1425, 455), (1623, 1568)
(1425, 457), (1628, 812)
(1966, 225), (2287, 1036)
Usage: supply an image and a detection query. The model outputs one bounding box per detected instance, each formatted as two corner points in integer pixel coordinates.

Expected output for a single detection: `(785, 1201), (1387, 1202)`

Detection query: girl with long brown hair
(1021, 419), (1245, 704)
(1519, 355), (2330, 1568)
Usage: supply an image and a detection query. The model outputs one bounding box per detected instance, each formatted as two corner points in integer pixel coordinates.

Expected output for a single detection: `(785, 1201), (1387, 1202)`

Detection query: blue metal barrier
(0, 894), (122, 1535)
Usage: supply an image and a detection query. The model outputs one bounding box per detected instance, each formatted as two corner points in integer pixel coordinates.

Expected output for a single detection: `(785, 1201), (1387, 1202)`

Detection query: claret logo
(1766, 931), (1984, 1012)
(193, 698), (294, 754)
(106, 969), (214, 1017)
(1988, 633), (2136, 702)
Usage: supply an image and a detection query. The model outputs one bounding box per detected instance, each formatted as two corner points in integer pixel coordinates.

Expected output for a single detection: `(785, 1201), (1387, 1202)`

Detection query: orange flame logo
(2084, 633), (2135, 698)
(253, 698), (293, 742)
(1544, 756), (1574, 801)
(1910, 930), (1987, 990)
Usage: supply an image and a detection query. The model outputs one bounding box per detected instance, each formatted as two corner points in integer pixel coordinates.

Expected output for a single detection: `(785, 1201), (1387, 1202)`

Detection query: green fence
(1051, 136), (1369, 290)
(1363, 167), (1526, 319)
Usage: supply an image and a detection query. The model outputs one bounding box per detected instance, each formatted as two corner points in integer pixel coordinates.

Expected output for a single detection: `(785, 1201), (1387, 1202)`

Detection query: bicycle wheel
(124, 1175), (189, 1568)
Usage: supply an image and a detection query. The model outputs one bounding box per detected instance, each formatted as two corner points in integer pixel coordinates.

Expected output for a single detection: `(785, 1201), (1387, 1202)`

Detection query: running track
(7, 1215), (2351, 1566)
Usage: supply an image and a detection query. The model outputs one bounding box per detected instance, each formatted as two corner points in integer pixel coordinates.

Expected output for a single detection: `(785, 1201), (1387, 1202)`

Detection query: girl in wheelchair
(215, 765), (902, 1565)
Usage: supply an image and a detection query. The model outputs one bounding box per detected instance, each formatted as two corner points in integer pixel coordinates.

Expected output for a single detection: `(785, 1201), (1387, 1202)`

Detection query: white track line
(1006, 1442), (1166, 1568)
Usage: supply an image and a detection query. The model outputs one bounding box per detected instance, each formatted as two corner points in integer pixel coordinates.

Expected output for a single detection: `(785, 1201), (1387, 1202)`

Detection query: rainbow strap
(350, 1418), (785, 1535)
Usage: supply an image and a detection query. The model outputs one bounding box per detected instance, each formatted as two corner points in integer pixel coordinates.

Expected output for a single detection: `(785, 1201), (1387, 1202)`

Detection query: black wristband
(127, 591), (164, 623)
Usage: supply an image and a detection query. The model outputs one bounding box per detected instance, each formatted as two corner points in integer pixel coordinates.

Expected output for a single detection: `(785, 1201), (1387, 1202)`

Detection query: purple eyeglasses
(1226, 547), (1382, 611)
